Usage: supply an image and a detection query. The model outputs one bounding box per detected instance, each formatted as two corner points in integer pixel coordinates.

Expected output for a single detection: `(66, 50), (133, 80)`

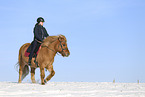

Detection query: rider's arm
(34, 25), (43, 41)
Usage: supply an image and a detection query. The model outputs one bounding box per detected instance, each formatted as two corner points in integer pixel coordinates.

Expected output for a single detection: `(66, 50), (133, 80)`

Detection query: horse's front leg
(31, 67), (36, 83)
(45, 65), (55, 83)
(40, 67), (45, 85)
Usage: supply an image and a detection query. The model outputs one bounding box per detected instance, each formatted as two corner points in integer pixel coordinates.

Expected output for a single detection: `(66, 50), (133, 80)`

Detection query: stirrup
(28, 60), (32, 66)
(34, 60), (39, 67)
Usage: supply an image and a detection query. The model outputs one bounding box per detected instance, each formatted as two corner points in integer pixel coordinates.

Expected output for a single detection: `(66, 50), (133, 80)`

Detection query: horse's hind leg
(18, 57), (29, 83)
(18, 56), (26, 83)
(18, 64), (29, 83)
(18, 65), (23, 83)
(31, 67), (36, 83)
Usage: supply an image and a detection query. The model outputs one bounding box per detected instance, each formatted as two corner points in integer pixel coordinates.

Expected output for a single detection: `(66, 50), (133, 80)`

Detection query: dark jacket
(33, 23), (49, 42)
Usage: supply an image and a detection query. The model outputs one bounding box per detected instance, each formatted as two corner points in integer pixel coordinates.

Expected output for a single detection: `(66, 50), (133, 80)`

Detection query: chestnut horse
(18, 35), (70, 85)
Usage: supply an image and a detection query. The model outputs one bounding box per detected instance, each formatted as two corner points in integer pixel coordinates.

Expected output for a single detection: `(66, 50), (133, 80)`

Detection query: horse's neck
(49, 39), (58, 51)
(41, 40), (58, 55)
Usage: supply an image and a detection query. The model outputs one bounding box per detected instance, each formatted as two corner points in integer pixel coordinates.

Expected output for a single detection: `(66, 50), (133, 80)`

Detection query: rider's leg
(28, 41), (37, 66)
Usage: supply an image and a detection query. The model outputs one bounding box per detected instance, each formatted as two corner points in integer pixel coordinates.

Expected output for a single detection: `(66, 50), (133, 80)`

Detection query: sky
(0, 0), (145, 83)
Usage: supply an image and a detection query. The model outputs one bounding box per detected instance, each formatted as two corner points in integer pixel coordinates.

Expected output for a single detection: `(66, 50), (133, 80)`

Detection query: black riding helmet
(37, 17), (45, 23)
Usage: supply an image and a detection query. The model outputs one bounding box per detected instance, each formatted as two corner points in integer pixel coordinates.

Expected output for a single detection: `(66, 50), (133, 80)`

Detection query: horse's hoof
(41, 82), (45, 85)
(44, 79), (47, 83)
(18, 81), (21, 83)
(32, 80), (36, 83)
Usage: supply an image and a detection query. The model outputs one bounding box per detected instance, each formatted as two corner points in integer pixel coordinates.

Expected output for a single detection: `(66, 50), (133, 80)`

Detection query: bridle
(58, 39), (68, 56)
(41, 37), (67, 56)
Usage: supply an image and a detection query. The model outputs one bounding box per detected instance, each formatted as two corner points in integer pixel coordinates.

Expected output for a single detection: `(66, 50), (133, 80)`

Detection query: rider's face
(39, 22), (44, 26)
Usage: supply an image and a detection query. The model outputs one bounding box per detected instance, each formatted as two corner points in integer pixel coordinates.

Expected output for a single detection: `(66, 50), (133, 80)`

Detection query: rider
(28, 17), (49, 66)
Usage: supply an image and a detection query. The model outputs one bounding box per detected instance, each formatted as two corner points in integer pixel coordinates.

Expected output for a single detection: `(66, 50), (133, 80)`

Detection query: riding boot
(28, 59), (32, 66)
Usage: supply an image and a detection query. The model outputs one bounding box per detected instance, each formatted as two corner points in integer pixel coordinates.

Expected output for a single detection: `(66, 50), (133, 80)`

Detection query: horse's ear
(58, 35), (64, 41)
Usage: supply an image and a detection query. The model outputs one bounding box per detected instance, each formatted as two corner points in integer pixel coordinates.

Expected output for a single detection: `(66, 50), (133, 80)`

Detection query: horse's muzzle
(62, 50), (70, 57)
(65, 52), (70, 57)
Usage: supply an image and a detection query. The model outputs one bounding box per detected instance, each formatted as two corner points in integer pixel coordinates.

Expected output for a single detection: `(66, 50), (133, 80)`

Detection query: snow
(0, 82), (145, 97)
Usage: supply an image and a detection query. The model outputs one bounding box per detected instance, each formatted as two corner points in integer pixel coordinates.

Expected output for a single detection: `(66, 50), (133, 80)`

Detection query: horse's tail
(18, 44), (30, 81)
(14, 62), (19, 73)
(22, 65), (29, 81)
(18, 45), (23, 67)
(14, 46), (22, 73)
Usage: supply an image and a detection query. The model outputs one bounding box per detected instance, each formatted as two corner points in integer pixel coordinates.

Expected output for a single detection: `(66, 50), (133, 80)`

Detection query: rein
(41, 45), (56, 53)
(41, 37), (67, 56)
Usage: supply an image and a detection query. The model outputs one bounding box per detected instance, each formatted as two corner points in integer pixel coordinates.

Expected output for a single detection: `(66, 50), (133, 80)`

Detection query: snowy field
(0, 82), (145, 97)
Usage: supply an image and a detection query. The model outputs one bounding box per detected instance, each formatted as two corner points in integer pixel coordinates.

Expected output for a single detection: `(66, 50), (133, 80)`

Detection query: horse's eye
(63, 44), (66, 46)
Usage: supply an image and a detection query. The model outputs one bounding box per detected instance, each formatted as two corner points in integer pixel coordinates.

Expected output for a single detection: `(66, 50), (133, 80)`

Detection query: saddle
(24, 44), (41, 58)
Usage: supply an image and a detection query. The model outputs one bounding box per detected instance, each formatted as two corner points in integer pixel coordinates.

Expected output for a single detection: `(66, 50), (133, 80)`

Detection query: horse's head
(57, 35), (70, 57)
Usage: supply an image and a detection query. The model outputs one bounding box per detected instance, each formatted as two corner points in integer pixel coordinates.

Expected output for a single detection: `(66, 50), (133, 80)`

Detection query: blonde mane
(41, 35), (67, 47)
(42, 35), (59, 46)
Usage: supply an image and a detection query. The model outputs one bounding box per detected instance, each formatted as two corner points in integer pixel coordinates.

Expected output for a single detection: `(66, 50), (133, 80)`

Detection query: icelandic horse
(18, 35), (70, 85)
